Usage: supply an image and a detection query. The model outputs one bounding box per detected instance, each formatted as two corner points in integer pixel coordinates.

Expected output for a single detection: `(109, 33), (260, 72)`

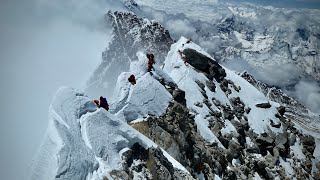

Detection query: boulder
(301, 135), (316, 154)
(183, 48), (226, 82)
(277, 106), (286, 116)
(256, 102), (272, 108)
(206, 80), (216, 92)
(172, 88), (186, 106)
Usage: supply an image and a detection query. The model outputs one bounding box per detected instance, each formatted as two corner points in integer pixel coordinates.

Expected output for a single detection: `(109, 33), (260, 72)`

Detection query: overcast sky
(0, 0), (319, 180)
(0, 0), (119, 179)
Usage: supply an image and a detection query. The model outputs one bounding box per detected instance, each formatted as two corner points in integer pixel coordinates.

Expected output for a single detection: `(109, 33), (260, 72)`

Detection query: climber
(128, 74), (136, 85)
(178, 49), (187, 65)
(94, 96), (109, 111)
(182, 39), (191, 47)
(147, 53), (155, 72)
(93, 100), (100, 107)
(99, 96), (109, 111)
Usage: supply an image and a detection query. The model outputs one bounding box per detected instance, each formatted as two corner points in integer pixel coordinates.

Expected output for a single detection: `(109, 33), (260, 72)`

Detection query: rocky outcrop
(183, 48), (226, 82)
(131, 97), (316, 179)
(256, 102), (271, 108)
(115, 143), (194, 180)
(131, 102), (229, 179)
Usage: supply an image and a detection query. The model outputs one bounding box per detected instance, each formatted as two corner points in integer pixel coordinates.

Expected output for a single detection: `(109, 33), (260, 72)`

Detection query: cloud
(0, 0), (124, 179)
(220, 58), (320, 113)
(286, 80), (320, 113)
(165, 19), (196, 37)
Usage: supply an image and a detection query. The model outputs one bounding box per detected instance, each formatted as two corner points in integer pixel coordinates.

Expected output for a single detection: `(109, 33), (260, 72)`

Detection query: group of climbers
(93, 42), (191, 111)
(94, 53), (157, 110)
(128, 74), (136, 85)
(178, 50), (187, 64)
(178, 39), (192, 65)
(93, 45), (191, 110)
(94, 96), (109, 111)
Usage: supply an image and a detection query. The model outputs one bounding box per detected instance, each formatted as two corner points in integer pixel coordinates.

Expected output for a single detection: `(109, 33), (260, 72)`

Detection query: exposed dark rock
(206, 80), (216, 92)
(223, 169), (237, 180)
(222, 105), (234, 120)
(220, 79), (230, 93)
(256, 136), (274, 156)
(254, 160), (270, 179)
(227, 140), (242, 161)
(270, 120), (281, 128)
(195, 80), (205, 91)
(194, 102), (203, 108)
(230, 97), (245, 119)
(127, 143), (149, 167)
(301, 135), (316, 154)
(203, 99), (213, 111)
(183, 48), (226, 82)
(172, 88), (186, 106)
(212, 97), (222, 107)
(256, 102), (272, 108)
(130, 102), (230, 178)
(275, 133), (289, 157)
(201, 90), (209, 100)
(245, 107), (251, 114)
(277, 106), (286, 116)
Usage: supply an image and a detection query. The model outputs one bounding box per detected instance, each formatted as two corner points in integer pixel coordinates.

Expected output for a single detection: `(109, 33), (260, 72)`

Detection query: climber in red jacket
(147, 53), (155, 72)
(94, 96), (109, 111)
(128, 74), (136, 85)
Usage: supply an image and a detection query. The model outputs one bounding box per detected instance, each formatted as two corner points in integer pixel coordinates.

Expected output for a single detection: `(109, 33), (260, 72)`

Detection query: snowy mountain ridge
(32, 11), (320, 180)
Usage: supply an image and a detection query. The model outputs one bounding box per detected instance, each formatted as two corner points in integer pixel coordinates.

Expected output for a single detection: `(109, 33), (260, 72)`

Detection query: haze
(0, 0), (319, 180)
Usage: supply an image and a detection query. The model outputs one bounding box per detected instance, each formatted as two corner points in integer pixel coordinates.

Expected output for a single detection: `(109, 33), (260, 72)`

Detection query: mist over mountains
(1, 0), (320, 180)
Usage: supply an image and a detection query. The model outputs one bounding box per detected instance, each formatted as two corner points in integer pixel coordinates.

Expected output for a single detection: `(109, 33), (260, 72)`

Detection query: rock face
(86, 11), (173, 98)
(183, 48), (226, 82)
